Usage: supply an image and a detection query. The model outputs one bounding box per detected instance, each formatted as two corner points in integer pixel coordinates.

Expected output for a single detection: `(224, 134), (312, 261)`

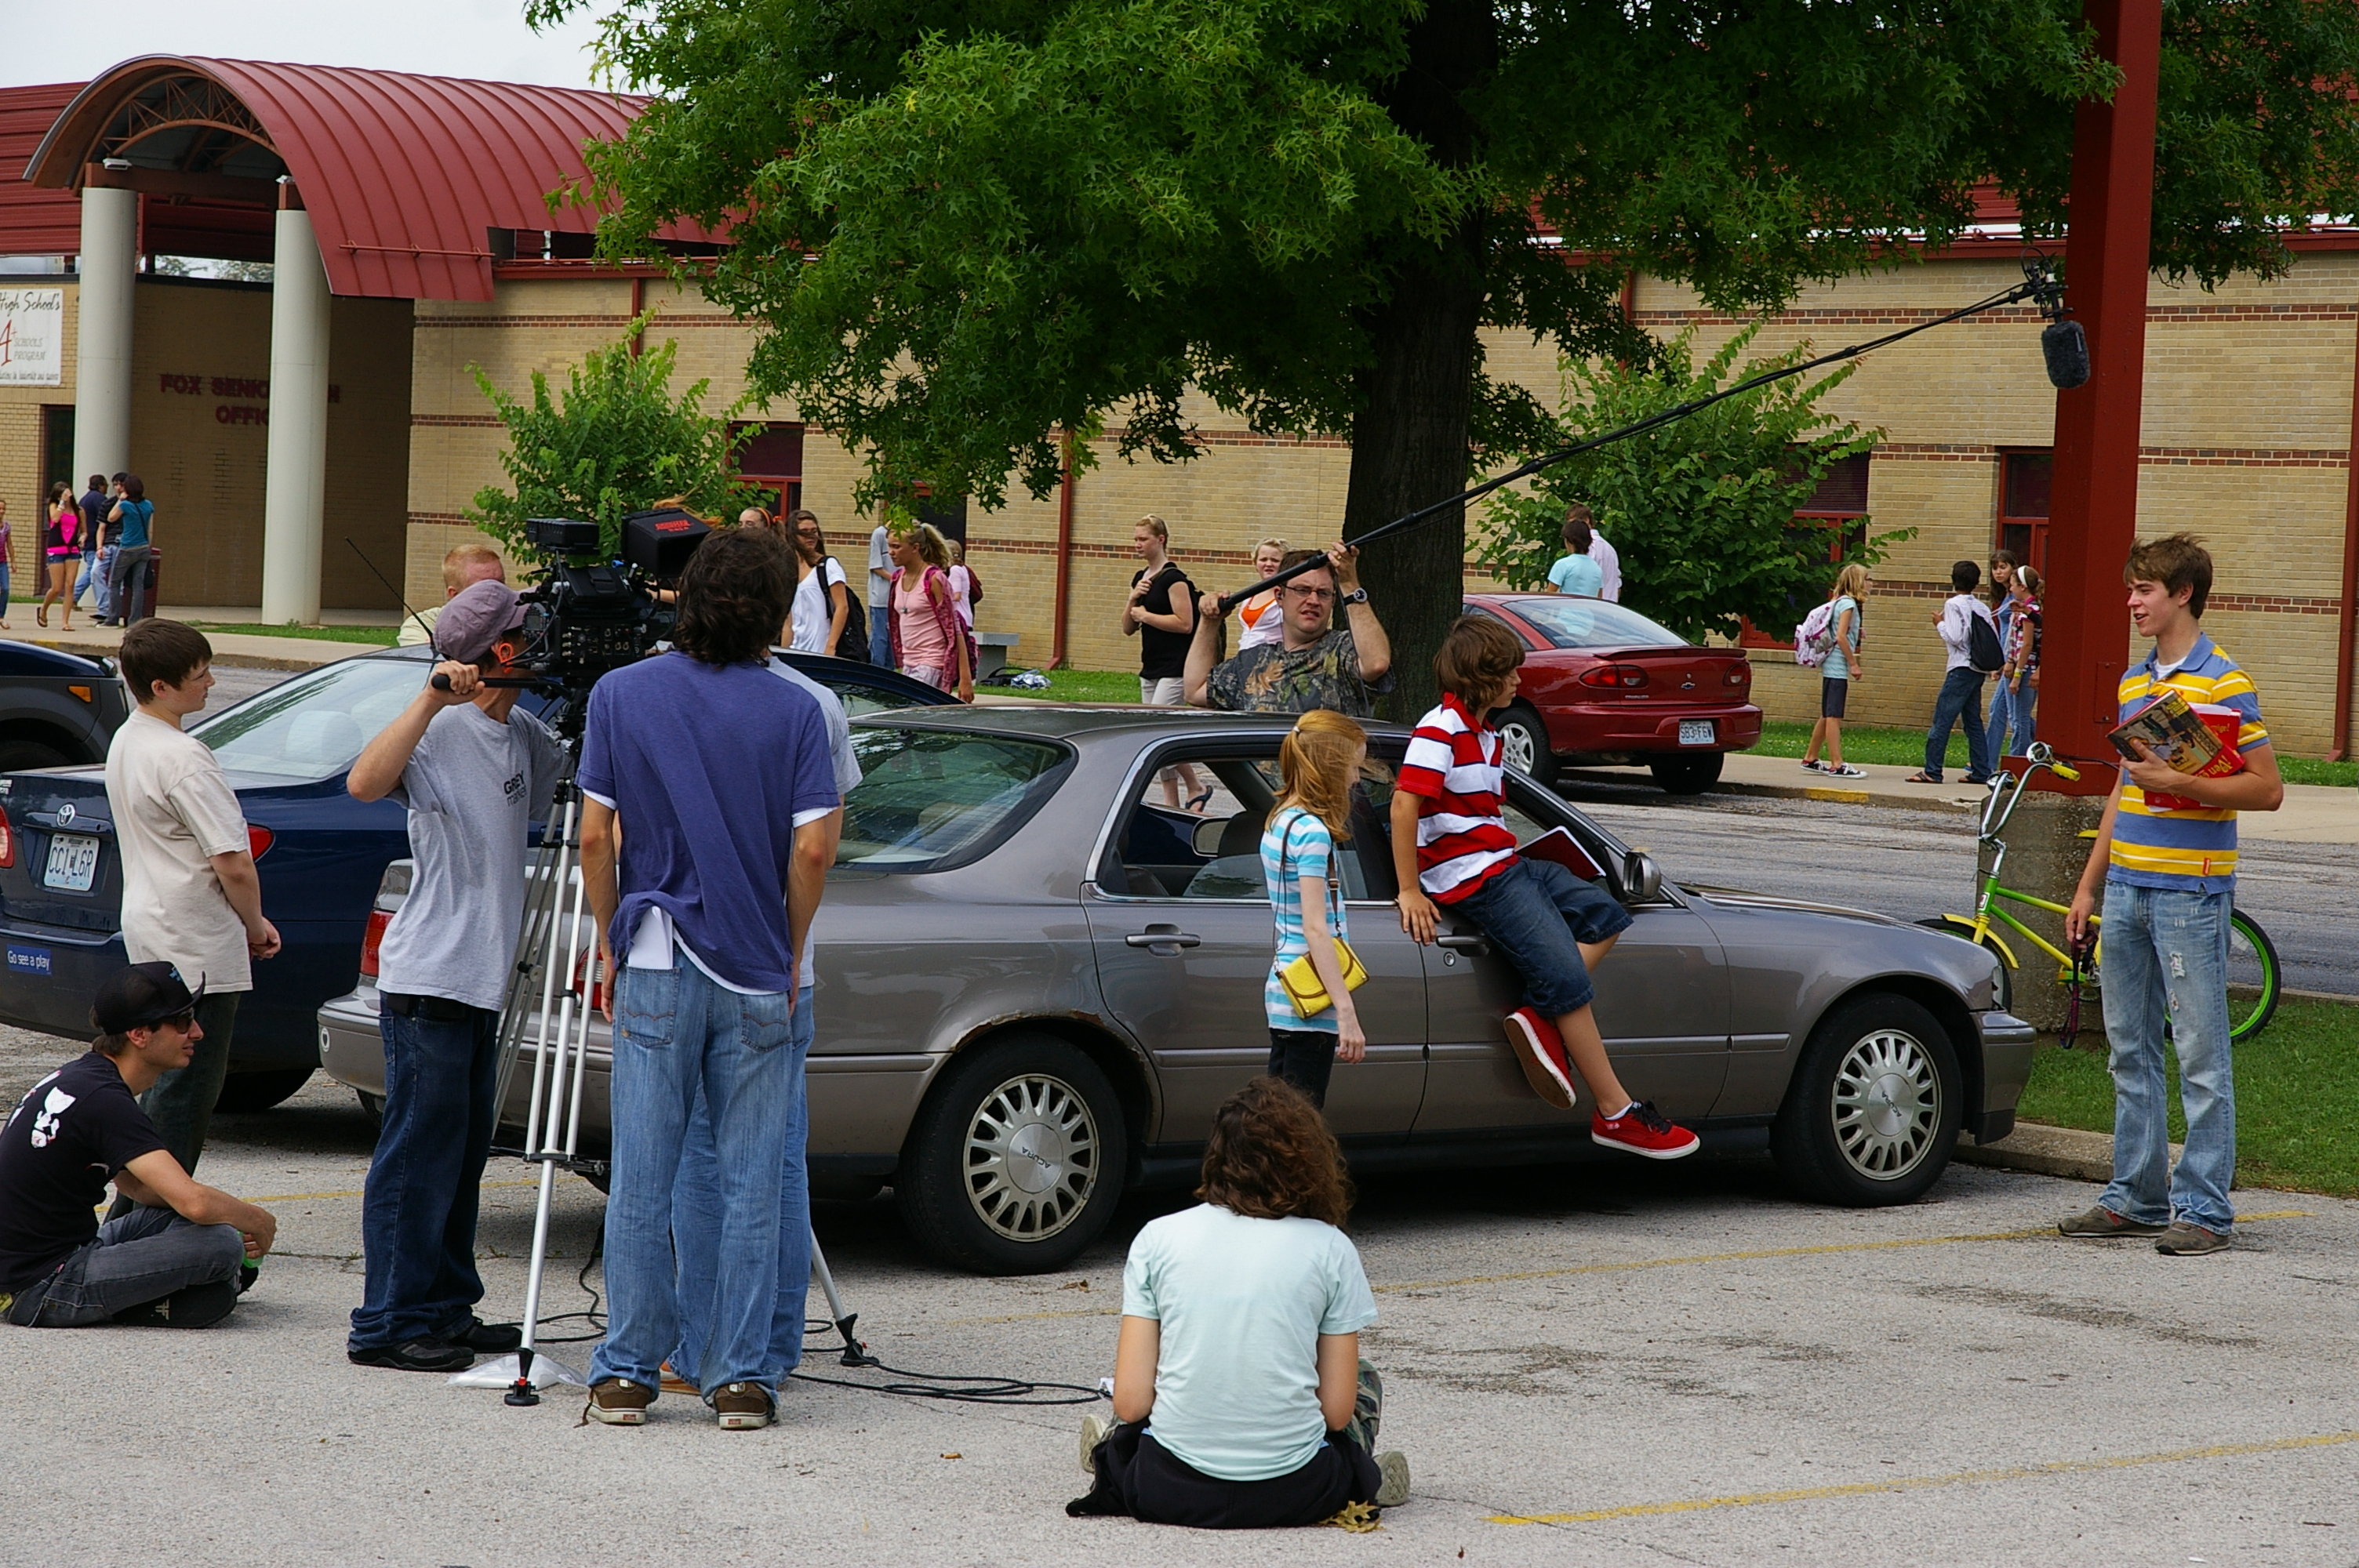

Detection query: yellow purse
(1273, 811), (1369, 1019)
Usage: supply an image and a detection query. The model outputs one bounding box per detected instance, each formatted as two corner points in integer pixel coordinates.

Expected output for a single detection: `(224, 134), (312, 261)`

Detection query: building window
(1997, 449), (2052, 575)
(732, 421), (805, 517)
(40, 405), (75, 495)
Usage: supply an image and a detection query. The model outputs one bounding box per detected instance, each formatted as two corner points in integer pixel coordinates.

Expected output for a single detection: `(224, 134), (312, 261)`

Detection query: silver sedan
(319, 706), (2034, 1275)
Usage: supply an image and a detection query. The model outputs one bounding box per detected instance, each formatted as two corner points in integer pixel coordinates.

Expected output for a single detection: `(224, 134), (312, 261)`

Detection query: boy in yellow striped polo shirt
(2062, 535), (2283, 1257)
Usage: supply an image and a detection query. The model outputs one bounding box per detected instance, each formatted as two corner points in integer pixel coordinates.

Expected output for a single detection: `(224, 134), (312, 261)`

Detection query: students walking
(1994, 565), (2042, 757)
(864, 520), (895, 666)
(787, 511), (851, 656)
(1070, 1076), (1408, 1528)
(1122, 515), (1196, 705)
(1259, 711), (1370, 1109)
(887, 522), (972, 700)
(0, 497), (12, 630)
(38, 483), (81, 630)
(1799, 564), (1868, 778)
(1907, 560), (1997, 786)
(2062, 535), (2282, 1255)
(75, 474), (111, 618)
(104, 474), (156, 628)
(1983, 550), (2020, 753)
(1547, 506), (1605, 597)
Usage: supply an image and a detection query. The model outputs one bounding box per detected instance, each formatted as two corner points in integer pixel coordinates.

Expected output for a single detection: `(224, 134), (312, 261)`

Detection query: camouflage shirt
(1206, 628), (1391, 717)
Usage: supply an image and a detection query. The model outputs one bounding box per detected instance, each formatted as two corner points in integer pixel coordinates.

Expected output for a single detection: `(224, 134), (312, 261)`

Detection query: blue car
(0, 643), (956, 1111)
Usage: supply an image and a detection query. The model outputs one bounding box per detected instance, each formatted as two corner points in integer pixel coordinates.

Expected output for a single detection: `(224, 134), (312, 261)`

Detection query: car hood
(1681, 885), (1919, 930)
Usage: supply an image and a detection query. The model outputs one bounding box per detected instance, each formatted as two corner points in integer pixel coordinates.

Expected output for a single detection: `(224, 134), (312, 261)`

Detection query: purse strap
(1278, 806), (1343, 931)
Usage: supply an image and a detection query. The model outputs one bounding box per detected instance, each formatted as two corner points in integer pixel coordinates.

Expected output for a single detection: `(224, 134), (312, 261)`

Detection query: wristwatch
(1339, 587), (1369, 607)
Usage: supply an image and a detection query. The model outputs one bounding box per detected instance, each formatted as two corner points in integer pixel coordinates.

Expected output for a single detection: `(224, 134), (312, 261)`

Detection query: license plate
(1677, 720), (1716, 747)
(42, 833), (100, 894)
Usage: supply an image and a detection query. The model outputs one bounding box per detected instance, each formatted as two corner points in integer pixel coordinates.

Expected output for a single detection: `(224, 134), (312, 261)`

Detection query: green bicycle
(1921, 742), (2281, 1042)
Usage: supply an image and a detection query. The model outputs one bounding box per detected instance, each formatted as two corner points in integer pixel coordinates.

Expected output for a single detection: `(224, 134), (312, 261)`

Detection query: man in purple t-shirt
(576, 528), (840, 1431)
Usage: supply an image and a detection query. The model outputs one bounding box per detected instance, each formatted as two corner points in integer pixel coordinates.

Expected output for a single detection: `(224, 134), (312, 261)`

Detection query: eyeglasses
(1283, 586), (1336, 601)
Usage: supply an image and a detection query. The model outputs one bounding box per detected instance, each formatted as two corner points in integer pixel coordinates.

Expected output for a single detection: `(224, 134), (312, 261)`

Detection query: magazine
(2108, 688), (2243, 811)
(1518, 826), (1605, 882)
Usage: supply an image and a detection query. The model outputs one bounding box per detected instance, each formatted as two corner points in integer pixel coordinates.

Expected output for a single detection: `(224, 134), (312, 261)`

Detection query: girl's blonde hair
(891, 521), (952, 570)
(1254, 535), (1288, 558)
(1276, 710), (1365, 841)
(1832, 563), (1870, 601)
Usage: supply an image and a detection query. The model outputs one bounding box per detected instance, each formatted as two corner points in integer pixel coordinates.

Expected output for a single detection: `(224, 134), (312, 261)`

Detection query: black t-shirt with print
(1131, 563), (1195, 681)
(0, 1053), (167, 1293)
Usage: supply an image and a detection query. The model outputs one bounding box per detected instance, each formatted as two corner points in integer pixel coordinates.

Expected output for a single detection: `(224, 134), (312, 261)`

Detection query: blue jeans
(671, 983), (814, 1388)
(867, 605), (893, 667)
(15, 1206), (245, 1326)
(590, 961), (798, 1399)
(1923, 666), (1994, 782)
(350, 997), (502, 1352)
(1452, 857), (1634, 1018)
(2098, 881), (2237, 1234)
(110, 543), (153, 625)
(1990, 673), (2037, 757)
(75, 545), (112, 612)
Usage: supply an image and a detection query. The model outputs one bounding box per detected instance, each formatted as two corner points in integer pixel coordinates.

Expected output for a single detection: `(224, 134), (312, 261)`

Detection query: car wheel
(0, 739), (73, 772)
(1495, 703), (1558, 786)
(1648, 753), (1724, 795)
(1772, 994), (1961, 1207)
(898, 1033), (1129, 1275)
(213, 1068), (315, 1114)
(355, 1089), (384, 1128)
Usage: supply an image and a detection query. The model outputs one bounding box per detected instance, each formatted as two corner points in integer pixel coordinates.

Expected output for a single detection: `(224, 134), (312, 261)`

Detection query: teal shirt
(1823, 595), (1859, 680)
(1548, 553), (1604, 596)
(1123, 1203), (1379, 1481)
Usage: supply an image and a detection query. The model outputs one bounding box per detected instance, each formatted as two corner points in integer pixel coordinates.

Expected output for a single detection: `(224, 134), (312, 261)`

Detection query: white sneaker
(1824, 764), (1866, 779)
(1078, 1412), (1111, 1473)
(1800, 759), (1825, 772)
(1375, 1450), (1411, 1507)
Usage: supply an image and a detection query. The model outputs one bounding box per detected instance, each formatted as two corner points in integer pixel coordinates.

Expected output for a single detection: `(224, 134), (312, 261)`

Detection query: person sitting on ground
(397, 543), (507, 648)
(1069, 1076), (1408, 1529)
(1183, 543), (1394, 717)
(1546, 507), (1604, 597)
(1260, 711), (1371, 1109)
(0, 964), (276, 1330)
(1391, 615), (1699, 1156)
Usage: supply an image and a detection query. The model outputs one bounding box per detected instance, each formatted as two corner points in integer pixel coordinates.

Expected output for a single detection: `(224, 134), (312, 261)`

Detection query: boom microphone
(2042, 319), (2091, 390)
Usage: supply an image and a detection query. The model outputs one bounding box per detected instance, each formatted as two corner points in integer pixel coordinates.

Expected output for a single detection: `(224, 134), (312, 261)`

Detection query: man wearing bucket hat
(0, 963), (277, 1329)
(343, 578), (565, 1372)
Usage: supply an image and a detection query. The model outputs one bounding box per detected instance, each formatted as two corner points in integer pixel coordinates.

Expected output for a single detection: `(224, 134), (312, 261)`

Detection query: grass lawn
(2013, 996), (2359, 1197)
(1012, 667), (1149, 704)
(187, 622), (398, 647)
(1751, 719), (2357, 788)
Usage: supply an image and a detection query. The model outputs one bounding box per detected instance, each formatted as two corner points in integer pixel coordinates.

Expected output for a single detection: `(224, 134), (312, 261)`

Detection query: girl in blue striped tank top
(1259, 710), (1368, 1108)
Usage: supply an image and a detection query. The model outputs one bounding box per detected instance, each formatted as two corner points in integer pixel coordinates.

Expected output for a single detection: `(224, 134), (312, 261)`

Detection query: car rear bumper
(1548, 703), (1763, 755)
(0, 919), (123, 1043)
(1970, 1007), (2038, 1143)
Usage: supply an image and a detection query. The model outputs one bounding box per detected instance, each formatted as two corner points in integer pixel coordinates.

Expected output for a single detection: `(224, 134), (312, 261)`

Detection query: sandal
(35, 604), (46, 627)
(1186, 788), (1215, 812)
(1903, 771), (1941, 784)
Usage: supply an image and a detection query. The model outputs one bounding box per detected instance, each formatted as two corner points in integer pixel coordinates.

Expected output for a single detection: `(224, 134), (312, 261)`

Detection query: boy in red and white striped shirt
(1390, 615), (1698, 1159)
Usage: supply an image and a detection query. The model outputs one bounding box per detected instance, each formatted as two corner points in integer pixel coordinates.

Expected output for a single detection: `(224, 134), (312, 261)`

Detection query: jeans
(671, 983), (814, 1388)
(867, 606), (893, 667)
(590, 961), (798, 1399)
(2098, 881), (2237, 1234)
(1988, 673), (2037, 757)
(109, 543), (153, 624)
(15, 1206), (245, 1327)
(1923, 666), (1994, 782)
(77, 544), (117, 616)
(1452, 857), (1634, 1018)
(349, 996), (502, 1352)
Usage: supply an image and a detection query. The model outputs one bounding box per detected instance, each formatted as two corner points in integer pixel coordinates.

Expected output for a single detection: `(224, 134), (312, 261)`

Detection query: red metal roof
(0, 83), (87, 257)
(24, 56), (703, 302)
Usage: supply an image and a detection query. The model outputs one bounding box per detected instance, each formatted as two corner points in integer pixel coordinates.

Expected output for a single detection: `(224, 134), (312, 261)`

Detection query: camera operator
(577, 527), (840, 1431)
(342, 581), (565, 1372)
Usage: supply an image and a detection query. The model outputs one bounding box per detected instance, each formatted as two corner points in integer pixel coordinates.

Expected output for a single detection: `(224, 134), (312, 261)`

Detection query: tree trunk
(1343, 0), (1495, 720)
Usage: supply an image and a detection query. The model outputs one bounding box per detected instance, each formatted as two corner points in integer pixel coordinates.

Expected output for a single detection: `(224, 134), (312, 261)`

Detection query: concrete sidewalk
(3, 610), (375, 671)
(1571, 750), (2359, 844)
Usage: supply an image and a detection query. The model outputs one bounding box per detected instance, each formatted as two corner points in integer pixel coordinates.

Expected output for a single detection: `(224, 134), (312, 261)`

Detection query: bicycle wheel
(2226, 909), (2280, 1042)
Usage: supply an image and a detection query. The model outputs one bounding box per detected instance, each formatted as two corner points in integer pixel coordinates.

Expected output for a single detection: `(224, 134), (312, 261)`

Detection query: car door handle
(1436, 933), (1489, 953)
(1125, 927), (1202, 950)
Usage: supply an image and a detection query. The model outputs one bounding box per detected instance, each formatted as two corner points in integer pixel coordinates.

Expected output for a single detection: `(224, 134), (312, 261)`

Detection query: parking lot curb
(1955, 1120), (2181, 1184)
(1561, 767), (1975, 817)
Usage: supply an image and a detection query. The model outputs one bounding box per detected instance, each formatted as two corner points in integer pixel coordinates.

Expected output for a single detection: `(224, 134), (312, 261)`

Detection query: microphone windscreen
(2043, 320), (2090, 390)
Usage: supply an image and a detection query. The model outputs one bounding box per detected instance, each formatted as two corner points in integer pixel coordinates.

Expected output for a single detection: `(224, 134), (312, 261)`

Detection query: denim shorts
(1452, 856), (1634, 1017)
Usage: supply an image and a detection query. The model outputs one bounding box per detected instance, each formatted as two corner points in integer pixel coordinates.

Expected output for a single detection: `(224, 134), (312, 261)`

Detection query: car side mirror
(1623, 850), (1663, 904)
(1191, 815), (1230, 858)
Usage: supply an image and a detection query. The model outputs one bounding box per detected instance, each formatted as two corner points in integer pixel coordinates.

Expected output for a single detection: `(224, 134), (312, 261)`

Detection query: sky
(6, 0), (609, 92)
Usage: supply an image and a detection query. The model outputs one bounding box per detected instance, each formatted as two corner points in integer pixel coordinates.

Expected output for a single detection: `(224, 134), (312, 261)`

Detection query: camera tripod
(464, 771), (871, 1406)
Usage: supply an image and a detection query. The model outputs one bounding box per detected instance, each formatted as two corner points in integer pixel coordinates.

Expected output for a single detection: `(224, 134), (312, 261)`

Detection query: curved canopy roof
(26, 56), (689, 301)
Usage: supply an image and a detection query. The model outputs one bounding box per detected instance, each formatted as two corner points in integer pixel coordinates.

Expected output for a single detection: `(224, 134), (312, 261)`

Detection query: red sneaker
(1503, 1007), (1576, 1109)
(1591, 1100), (1699, 1160)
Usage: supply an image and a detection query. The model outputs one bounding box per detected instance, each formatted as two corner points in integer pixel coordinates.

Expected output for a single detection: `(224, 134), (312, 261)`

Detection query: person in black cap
(342, 577), (565, 1372)
(0, 964), (277, 1329)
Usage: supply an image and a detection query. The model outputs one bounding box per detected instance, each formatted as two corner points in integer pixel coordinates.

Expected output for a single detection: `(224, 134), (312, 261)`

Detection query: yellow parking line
(1803, 786), (1872, 804)
(1372, 1210), (2311, 1295)
(1489, 1428), (2359, 1524)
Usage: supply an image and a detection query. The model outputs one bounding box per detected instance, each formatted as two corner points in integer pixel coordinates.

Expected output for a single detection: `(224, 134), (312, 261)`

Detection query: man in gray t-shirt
(340, 582), (564, 1372)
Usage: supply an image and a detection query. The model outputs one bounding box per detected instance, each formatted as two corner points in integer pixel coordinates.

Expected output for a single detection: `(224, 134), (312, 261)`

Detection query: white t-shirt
(947, 564), (976, 629)
(104, 711), (255, 993)
(1122, 1203), (1377, 1482)
(1590, 529), (1623, 601)
(791, 557), (848, 653)
(1939, 593), (1997, 672)
(867, 525), (893, 608)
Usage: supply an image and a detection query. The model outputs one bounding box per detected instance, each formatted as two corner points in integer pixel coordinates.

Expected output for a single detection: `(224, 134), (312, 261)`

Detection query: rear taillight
(1725, 664), (1751, 688)
(1579, 663), (1649, 690)
(359, 909), (391, 978)
(247, 824), (275, 860)
(0, 804), (13, 869)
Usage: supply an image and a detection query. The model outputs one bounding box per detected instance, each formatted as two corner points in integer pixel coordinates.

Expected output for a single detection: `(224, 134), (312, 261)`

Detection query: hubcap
(1830, 1029), (1941, 1180)
(1499, 722), (1537, 775)
(964, 1073), (1101, 1240)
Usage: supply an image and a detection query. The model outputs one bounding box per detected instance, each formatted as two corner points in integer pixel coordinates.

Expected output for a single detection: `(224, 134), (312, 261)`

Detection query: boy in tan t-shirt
(104, 621), (280, 1186)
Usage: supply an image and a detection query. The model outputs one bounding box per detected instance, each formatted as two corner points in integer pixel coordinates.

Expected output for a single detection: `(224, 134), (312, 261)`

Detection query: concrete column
(261, 201), (330, 623)
(71, 184), (137, 488)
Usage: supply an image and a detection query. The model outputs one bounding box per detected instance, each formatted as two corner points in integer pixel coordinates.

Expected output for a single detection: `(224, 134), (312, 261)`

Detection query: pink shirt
(896, 569), (951, 668)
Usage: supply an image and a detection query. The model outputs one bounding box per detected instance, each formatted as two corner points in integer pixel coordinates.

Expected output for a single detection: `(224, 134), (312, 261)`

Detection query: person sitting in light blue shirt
(1068, 1077), (1409, 1528)
(1547, 510), (1605, 597)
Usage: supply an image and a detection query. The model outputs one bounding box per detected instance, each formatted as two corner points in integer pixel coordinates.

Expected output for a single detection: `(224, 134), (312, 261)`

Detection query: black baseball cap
(92, 962), (205, 1033)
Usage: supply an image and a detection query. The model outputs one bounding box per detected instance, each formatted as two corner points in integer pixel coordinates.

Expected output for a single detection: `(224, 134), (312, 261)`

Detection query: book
(1518, 826), (1605, 882)
(2109, 688), (2244, 811)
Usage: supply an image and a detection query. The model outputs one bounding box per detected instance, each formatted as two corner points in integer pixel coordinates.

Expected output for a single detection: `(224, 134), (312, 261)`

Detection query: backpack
(1792, 600), (1839, 667)
(1965, 604), (2005, 673)
(831, 561), (871, 663)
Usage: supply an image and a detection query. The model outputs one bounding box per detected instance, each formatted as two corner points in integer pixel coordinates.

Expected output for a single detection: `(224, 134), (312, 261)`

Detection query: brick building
(5, 60), (2357, 755)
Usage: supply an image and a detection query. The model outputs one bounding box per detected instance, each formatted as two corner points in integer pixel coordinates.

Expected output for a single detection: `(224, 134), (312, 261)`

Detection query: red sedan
(1463, 593), (1762, 794)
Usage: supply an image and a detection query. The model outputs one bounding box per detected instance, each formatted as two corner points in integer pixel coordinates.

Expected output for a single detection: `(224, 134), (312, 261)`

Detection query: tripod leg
(809, 1229), (874, 1367)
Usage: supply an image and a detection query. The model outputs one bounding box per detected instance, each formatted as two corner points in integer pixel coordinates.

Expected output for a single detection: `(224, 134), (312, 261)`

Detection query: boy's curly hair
(1197, 1076), (1354, 1230)
(673, 524), (794, 666)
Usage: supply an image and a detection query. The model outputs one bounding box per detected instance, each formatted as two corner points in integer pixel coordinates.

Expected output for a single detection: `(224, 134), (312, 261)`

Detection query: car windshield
(838, 727), (1071, 873)
(1495, 597), (1688, 649)
(191, 655), (430, 781)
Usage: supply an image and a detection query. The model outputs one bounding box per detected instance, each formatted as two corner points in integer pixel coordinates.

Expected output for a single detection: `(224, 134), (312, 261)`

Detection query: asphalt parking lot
(3, 1030), (2353, 1568)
